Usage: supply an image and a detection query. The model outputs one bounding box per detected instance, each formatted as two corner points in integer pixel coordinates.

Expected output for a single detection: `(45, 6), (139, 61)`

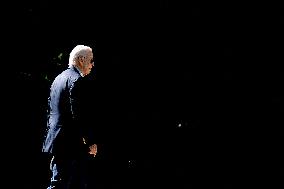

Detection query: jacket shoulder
(53, 68), (81, 85)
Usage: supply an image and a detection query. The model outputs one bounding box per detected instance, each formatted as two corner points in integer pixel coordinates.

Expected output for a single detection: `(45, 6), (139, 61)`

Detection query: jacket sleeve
(69, 77), (97, 145)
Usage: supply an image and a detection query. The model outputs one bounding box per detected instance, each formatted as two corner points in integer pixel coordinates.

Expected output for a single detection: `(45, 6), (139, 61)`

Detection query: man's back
(42, 66), (84, 155)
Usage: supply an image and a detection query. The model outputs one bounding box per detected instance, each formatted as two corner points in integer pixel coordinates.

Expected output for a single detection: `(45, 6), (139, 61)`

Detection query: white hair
(68, 45), (93, 68)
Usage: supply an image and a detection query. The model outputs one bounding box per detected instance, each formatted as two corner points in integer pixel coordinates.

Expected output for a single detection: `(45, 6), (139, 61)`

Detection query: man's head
(69, 45), (94, 76)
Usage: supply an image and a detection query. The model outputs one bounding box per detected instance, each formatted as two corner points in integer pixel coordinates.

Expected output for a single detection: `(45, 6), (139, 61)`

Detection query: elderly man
(42, 45), (98, 189)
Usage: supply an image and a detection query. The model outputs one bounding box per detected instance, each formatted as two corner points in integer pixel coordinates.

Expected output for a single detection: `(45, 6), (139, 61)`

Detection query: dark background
(3, 1), (284, 188)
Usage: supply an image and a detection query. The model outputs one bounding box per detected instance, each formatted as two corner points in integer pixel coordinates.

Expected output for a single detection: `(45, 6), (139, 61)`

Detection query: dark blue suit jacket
(42, 66), (94, 156)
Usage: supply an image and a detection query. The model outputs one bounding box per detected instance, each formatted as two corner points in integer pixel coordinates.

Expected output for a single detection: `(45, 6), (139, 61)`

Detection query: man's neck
(73, 65), (84, 77)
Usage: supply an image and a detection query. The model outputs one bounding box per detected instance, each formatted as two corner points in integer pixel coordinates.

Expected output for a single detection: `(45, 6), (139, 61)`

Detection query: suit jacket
(42, 66), (94, 156)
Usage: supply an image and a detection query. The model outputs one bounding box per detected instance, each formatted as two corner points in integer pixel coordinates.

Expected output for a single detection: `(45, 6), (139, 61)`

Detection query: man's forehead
(87, 51), (93, 57)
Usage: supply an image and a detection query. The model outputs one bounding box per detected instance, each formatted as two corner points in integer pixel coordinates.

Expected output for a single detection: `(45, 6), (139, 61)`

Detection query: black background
(2, 1), (284, 188)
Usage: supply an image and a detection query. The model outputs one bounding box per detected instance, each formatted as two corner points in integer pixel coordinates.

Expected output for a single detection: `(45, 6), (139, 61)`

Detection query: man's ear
(78, 56), (86, 67)
(78, 56), (85, 63)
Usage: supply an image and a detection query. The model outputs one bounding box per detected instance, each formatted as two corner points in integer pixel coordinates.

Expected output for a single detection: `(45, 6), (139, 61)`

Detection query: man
(42, 45), (97, 189)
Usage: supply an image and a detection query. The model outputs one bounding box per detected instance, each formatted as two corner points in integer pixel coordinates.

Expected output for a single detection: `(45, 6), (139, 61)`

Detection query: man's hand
(88, 144), (97, 157)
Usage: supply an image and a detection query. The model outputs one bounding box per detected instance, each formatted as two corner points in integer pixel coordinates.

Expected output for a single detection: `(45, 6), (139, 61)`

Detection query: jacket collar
(70, 65), (84, 77)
